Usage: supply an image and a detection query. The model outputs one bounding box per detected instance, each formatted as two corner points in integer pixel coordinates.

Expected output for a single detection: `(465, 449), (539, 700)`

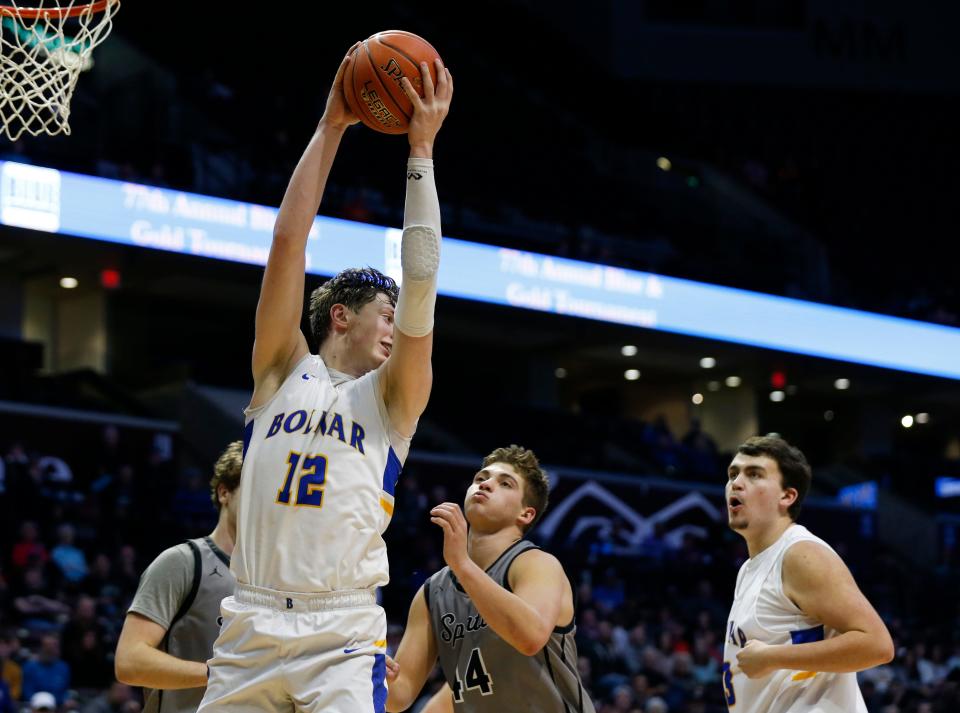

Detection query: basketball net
(0, 0), (119, 140)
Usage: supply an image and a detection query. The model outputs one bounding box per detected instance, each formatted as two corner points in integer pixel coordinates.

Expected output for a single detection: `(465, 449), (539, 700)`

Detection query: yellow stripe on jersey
(791, 671), (818, 681)
(374, 639), (387, 648)
(380, 496), (394, 515)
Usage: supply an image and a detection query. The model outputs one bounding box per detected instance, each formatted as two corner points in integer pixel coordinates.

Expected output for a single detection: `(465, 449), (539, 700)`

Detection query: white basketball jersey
(232, 353), (408, 593)
(722, 524), (868, 713)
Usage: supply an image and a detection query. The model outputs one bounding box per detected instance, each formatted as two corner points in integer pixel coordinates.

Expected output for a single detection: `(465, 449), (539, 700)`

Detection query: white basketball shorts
(197, 584), (388, 713)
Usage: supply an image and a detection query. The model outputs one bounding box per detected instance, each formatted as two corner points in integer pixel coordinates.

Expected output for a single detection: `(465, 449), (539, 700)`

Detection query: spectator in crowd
(113, 547), (139, 601)
(11, 522), (47, 571)
(28, 691), (57, 713)
(62, 596), (111, 690)
(83, 554), (114, 600)
(8, 462), (46, 524)
(37, 455), (73, 486)
(593, 568), (627, 612)
(51, 524), (89, 584)
(0, 632), (22, 702)
(80, 682), (140, 713)
(170, 470), (211, 531)
(664, 652), (698, 710)
(3, 445), (31, 522)
(13, 566), (70, 631)
(0, 679), (12, 713)
(690, 637), (720, 686)
(21, 633), (70, 704)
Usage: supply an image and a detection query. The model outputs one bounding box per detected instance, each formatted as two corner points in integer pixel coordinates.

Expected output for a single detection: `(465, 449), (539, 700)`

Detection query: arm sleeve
(395, 158), (441, 337)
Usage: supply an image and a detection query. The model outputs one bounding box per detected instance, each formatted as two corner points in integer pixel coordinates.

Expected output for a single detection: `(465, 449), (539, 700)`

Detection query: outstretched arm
(386, 585), (439, 712)
(250, 44), (360, 410)
(380, 59), (454, 437)
(736, 541), (894, 678)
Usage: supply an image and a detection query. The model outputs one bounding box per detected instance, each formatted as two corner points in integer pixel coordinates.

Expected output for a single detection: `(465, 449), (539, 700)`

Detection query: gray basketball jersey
(144, 537), (235, 713)
(426, 540), (594, 713)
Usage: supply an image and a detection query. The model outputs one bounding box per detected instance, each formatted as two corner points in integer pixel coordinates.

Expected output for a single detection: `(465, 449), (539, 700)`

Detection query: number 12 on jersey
(451, 648), (493, 702)
(276, 451), (328, 508)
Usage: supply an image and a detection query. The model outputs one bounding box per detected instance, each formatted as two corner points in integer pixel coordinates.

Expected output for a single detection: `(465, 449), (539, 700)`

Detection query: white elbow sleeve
(395, 158), (441, 337)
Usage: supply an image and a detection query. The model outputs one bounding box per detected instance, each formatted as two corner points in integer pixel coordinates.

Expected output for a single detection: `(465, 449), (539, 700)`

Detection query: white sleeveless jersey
(232, 353), (408, 593)
(722, 524), (867, 713)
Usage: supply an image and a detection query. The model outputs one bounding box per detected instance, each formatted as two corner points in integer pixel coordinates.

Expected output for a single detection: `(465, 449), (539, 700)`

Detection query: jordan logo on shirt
(210, 566), (224, 578)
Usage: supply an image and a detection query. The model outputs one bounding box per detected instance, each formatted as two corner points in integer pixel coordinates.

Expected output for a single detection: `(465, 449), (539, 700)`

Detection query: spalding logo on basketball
(343, 30), (442, 135)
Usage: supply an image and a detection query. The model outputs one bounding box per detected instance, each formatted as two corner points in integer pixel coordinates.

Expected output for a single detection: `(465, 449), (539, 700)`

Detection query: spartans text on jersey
(440, 611), (489, 646)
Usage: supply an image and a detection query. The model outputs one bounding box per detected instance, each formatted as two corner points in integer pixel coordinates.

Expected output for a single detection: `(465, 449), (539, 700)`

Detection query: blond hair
(209, 441), (243, 510)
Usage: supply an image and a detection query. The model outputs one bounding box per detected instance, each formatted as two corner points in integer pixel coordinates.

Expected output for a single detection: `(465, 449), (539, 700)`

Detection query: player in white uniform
(197, 44), (453, 712)
(722, 435), (894, 713)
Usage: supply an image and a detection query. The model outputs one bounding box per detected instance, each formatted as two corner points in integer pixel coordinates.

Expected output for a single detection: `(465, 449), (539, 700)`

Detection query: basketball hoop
(0, 0), (120, 140)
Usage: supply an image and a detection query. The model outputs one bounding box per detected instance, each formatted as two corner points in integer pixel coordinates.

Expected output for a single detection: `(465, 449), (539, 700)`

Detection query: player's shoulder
(782, 536), (846, 580)
(150, 541), (195, 568)
(783, 525), (835, 554)
(132, 543), (196, 603)
(140, 542), (194, 580)
(249, 351), (317, 413)
(508, 546), (565, 582)
(512, 545), (560, 566)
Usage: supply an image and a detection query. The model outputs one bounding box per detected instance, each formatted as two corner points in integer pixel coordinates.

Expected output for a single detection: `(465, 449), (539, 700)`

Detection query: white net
(0, 0), (119, 140)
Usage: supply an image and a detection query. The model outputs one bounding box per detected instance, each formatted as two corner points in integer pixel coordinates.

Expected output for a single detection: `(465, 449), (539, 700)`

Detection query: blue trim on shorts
(372, 653), (387, 713)
(382, 447), (402, 497)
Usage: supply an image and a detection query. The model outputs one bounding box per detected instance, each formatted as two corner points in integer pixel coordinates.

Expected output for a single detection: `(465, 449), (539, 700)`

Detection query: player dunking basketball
(197, 43), (453, 712)
(722, 435), (894, 713)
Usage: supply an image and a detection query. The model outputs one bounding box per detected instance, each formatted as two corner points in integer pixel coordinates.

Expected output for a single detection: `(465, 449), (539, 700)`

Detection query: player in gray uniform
(115, 441), (243, 712)
(387, 445), (594, 713)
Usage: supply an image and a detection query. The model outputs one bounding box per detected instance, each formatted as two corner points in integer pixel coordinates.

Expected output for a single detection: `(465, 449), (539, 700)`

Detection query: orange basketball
(343, 30), (442, 135)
